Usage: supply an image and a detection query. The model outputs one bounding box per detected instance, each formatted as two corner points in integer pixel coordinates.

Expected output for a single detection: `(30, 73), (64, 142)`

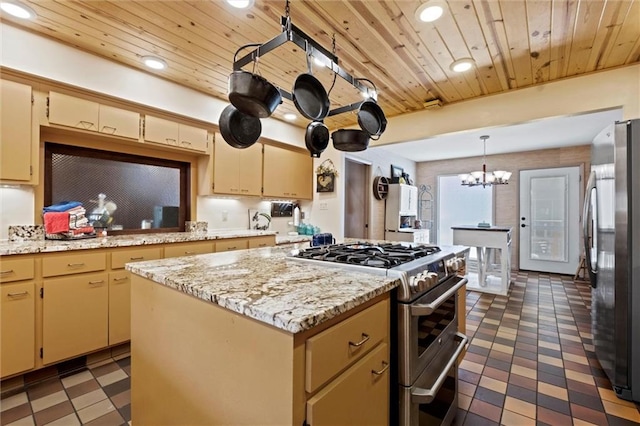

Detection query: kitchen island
(125, 244), (398, 425)
(452, 225), (512, 296)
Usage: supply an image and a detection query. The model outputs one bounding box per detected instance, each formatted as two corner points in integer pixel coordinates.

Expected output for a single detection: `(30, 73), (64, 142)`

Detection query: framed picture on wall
(391, 164), (404, 183)
(316, 173), (335, 192)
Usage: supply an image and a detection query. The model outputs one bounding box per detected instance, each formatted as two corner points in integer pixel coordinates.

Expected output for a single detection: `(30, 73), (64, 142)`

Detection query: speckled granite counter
(125, 244), (400, 333)
(0, 230), (277, 256)
(275, 234), (312, 245)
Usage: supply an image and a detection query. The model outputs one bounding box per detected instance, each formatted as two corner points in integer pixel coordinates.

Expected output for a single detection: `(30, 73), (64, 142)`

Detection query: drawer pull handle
(0, 269), (14, 275)
(129, 256), (144, 261)
(182, 140), (192, 145)
(113, 277), (128, 282)
(67, 263), (86, 268)
(349, 333), (370, 348)
(166, 138), (176, 144)
(258, 244), (267, 247)
(226, 247), (237, 250)
(371, 361), (389, 376)
(7, 291), (29, 297)
(101, 125), (117, 134)
(78, 120), (94, 129)
(88, 280), (105, 285)
(184, 251), (196, 255)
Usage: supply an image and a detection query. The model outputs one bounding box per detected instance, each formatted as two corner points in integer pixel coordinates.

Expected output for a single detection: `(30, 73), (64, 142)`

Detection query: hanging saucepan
(356, 78), (387, 139)
(292, 44), (330, 120)
(305, 121), (330, 158)
(228, 43), (282, 118)
(219, 104), (262, 149)
(331, 129), (370, 152)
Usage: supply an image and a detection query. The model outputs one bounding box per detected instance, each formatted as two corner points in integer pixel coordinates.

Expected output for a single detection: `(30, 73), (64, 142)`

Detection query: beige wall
(416, 145), (591, 271)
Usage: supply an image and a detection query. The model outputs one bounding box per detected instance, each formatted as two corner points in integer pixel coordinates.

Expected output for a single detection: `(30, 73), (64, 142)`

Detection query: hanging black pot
(358, 99), (387, 139)
(228, 44), (282, 118)
(331, 129), (370, 152)
(219, 104), (262, 149)
(305, 121), (329, 158)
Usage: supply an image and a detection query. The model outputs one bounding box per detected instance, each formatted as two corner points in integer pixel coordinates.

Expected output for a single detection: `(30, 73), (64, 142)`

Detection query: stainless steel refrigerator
(583, 118), (640, 402)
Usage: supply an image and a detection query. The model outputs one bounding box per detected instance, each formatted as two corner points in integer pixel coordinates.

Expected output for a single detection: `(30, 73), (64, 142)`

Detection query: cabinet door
(213, 138), (240, 194)
(99, 104), (140, 139)
(1, 282), (35, 377)
(290, 150), (313, 200)
(0, 80), (32, 182)
(306, 343), (389, 426)
(238, 143), (263, 195)
(179, 124), (208, 153)
(49, 92), (99, 131)
(263, 145), (295, 198)
(42, 272), (108, 364)
(144, 115), (179, 146)
(109, 272), (130, 345)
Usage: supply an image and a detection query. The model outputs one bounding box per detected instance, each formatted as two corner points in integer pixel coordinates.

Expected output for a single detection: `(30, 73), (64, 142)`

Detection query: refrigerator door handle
(582, 170), (598, 287)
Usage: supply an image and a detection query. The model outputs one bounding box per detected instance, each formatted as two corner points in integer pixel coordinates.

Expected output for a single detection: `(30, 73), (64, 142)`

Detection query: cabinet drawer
(1, 281), (35, 377)
(111, 247), (162, 269)
(215, 239), (248, 252)
(0, 257), (35, 283)
(42, 252), (106, 277)
(249, 236), (275, 249)
(306, 343), (389, 426)
(164, 242), (214, 258)
(305, 298), (389, 393)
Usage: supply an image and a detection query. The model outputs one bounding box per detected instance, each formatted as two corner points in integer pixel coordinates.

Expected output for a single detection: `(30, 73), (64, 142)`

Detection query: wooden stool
(574, 254), (588, 281)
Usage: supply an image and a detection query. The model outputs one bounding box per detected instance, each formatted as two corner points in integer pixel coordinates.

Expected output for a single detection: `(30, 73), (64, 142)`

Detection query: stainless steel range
(291, 242), (469, 425)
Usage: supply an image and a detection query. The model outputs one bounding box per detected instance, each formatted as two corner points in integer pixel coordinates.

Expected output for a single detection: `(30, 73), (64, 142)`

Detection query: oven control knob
(417, 277), (427, 292)
(449, 259), (459, 272)
(409, 276), (419, 291)
(428, 272), (439, 286)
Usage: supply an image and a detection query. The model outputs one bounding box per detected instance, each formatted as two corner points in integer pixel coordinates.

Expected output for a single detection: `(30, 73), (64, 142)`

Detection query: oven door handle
(411, 332), (469, 404)
(410, 278), (467, 316)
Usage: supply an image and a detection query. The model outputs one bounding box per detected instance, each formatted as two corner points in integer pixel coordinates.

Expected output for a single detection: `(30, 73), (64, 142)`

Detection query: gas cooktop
(293, 242), (441, 269)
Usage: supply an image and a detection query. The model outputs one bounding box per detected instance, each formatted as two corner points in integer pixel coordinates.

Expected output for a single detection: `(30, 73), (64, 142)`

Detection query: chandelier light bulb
(461, 135), (511, 187)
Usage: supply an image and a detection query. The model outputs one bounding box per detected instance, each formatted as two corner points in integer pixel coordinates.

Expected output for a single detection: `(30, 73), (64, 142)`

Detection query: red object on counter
(44, 212), (70, 234)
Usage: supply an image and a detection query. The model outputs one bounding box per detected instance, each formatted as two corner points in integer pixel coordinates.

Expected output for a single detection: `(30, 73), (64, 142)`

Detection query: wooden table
(452, 226), (513, 296)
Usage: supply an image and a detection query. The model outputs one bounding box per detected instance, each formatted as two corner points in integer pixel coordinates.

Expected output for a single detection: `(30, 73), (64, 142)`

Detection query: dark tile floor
(456, 270), (640, 426)
(2, 271), (640, 425)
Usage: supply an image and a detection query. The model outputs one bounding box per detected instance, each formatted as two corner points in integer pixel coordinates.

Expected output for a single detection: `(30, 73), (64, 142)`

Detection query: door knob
(521, 224), (527, 228)
(521, 217), (526, 221)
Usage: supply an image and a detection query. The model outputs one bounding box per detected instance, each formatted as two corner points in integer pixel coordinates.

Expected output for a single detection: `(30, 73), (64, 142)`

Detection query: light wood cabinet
(1, 281), (35, 377)
(42, 252), (106, 278)
(48, 92), (140, 139)
(144, 115), (207, 153)
(164, 241), (214, 258)
(109, 271), (131, 345)
(248, 235), (275, 249)
(111, 247), (162, 270)
(306, 343), (389, 426)
(42, 272), (109, 365)
(215, 238), (249, 252)
(211, 135), (263, 196)
(0, 257), (35, 283)
(0, 79), (33, 182)
(263, 145), (313, 200)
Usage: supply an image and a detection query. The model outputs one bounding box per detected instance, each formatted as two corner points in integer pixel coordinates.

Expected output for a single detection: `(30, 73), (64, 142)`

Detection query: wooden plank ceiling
(3, 0), (639, 131)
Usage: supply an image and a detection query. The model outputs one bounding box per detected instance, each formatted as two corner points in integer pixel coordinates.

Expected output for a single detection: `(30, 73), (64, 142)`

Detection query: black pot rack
(233, 15), (376, 118)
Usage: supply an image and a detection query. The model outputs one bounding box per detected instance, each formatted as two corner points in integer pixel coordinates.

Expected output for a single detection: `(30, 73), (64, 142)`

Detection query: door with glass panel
(519, 167), (580, 274)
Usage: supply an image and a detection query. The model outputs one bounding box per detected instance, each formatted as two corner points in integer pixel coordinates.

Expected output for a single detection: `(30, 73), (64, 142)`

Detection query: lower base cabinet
(307, 342), (389, 426)
(1, 282), (35, 377)
(109, 272), (131, 345)
(43, 273), (108, 365)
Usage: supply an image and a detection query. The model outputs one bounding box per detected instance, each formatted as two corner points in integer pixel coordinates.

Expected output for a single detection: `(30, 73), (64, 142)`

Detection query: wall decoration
(316, 159), (338, 193)
(391, 164), (404, 183)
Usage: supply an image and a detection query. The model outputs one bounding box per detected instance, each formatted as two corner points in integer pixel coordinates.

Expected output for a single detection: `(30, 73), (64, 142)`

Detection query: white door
(519, 166), (581, 274)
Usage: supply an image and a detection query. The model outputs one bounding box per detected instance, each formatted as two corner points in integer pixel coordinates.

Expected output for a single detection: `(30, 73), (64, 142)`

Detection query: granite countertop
(0, 230), (277, 256)
(451, 225), (512, 232)
(125, 244), (400, 334)
(275, 234), (312, 245)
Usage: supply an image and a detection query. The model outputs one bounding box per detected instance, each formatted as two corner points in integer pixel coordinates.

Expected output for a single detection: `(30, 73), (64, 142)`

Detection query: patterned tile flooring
(1, 271), (640, 425)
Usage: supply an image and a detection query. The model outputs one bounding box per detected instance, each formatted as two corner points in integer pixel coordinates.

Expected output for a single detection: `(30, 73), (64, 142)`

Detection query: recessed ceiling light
(226, 0), (254, 9)
(142, 56), (167, 70)
(450, 58), (474, 73)
(283, 113), (297, 121)
(415, 1), (444, 23)
(0, 1), (36, 19)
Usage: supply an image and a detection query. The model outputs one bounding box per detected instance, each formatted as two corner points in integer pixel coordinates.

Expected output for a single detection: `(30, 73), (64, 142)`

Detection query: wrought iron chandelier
(459, 135), (511, 187)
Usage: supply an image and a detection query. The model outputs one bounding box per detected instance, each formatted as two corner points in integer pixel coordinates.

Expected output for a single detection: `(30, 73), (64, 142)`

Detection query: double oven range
(292, 242), (469, 425)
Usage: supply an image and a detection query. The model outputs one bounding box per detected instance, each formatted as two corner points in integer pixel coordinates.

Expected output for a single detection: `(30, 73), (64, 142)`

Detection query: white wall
(0, 187), (35, 239)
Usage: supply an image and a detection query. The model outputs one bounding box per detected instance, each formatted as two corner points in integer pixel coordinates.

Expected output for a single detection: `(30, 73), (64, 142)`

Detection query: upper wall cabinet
(0, 80), (33, 183)
(144, 115), (208, 153)
(213, 134), (262, 196)
(48, 92), (140, 140)
(263, 145), (313, 200)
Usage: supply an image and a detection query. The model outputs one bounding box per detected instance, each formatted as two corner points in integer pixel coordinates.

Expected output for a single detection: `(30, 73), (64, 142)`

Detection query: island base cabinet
(43, 273), (108, 365)
(1, 282), (35, 378)
(306, 342), (389, 426)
